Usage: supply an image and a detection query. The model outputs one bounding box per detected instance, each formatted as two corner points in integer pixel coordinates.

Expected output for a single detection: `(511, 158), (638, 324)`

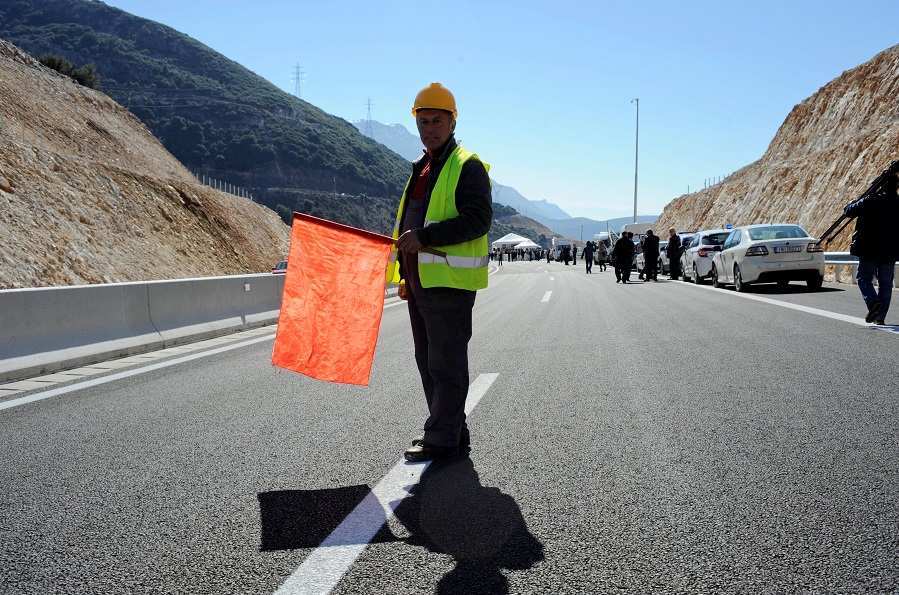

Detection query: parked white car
(710, 224), (825, 292)
(681, 229), (731, 284)
(637, 240), (669, 275)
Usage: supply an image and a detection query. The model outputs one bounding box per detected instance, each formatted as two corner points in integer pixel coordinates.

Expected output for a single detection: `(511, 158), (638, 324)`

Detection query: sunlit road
(2, 260), (898, 594)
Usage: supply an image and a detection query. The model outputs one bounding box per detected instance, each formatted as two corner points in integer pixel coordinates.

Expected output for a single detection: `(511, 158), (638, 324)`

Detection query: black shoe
(866, 301), (882, 323)
(874, 320), (885, 326)
(404, 442), (459, 462)
(412, 427), (470, 449)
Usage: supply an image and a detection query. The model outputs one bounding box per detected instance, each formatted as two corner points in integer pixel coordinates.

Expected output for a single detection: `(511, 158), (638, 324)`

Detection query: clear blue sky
(102, 0), (898, 221)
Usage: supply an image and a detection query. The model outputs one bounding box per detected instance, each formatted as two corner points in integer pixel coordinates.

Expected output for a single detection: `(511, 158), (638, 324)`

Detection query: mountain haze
(350, 120), (424, 162)
(352, 117), (661, 241)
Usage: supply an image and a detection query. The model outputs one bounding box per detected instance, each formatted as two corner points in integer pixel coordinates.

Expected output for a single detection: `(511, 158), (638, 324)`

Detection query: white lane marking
(691, 283), (889, 328)
(0, 334), (276, 412)
(541, 291), (552, 302)
(383, 297), (405, 309)
(273, 460), (427, 595)
(274, 373), (499, 595)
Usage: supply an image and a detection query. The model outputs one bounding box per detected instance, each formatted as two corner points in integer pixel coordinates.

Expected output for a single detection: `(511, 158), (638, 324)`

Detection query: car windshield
(701, 233), (730, 245)
(748, 225), (808, 241)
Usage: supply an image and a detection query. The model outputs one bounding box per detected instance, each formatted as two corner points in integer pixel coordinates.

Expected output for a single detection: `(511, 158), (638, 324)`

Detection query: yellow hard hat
(411, 82), (457, 118)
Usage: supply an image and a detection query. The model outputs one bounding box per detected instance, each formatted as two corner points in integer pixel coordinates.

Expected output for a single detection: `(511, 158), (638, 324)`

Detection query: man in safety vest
(388, 82), (493, 462)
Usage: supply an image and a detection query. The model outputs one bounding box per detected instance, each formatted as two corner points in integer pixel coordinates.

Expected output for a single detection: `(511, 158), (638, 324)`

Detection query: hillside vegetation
(0, 0), (407, 235)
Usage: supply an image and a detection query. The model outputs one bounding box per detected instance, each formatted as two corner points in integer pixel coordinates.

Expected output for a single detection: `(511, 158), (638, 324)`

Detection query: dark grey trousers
(406, 287), (476, 448)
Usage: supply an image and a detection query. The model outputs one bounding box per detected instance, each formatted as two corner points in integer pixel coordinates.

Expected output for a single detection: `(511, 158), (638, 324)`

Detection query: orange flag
(272, 213), (395, 386)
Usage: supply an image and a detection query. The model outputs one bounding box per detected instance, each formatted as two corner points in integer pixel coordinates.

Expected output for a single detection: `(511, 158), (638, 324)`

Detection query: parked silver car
(680, 229), (731, 284)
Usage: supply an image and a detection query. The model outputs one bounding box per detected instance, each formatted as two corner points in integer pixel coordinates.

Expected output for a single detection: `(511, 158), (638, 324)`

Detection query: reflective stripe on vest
(418, 252), (491, 268)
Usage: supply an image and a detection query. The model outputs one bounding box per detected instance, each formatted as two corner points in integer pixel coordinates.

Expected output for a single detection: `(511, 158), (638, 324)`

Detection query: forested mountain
(0, 0), (408, 235)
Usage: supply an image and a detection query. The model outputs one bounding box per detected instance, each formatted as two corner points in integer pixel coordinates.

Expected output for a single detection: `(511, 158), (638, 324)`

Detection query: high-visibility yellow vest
(386, 147), (490, 290)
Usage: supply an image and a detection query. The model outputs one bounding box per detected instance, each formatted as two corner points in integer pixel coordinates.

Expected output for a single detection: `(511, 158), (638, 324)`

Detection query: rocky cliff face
(656, 45), (899, 250)
(0, 39), (290, 289)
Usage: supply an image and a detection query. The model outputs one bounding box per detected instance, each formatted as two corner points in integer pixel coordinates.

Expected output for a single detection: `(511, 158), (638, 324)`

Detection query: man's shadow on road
(257, 456), (544, 594)
(378, 456), (545, 594)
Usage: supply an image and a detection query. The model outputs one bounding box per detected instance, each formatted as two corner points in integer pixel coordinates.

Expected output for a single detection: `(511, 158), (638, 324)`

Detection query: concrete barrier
(147, 275), (283, 344)
(0, 274), (285, 383)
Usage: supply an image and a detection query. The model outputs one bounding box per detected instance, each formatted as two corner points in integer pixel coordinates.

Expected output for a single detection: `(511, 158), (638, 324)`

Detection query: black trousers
(669, 258), (680, 279)
(406, 287), (476, 448)
(615, 258), (632, 281)
(643, 255), (658, 280)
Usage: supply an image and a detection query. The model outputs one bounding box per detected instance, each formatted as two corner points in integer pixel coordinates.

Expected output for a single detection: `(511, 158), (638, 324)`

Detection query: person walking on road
(583, 241), (595, 274)
(388, 82), (493, 461)
(667, 227), (681, 280)
(596, 241), (608, 272)
(614, 233), (635, 283)
(843, 172), (899, 324)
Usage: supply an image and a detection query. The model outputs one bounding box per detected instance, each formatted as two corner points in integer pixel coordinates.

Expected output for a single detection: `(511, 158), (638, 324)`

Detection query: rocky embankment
(0, 38), (290, 289)
(656, 44), (899, 256)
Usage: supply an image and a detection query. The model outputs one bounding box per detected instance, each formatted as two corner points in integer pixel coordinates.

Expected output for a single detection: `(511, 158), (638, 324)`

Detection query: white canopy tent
(515, 239), (540, 249)
(491, 233), (528, 250)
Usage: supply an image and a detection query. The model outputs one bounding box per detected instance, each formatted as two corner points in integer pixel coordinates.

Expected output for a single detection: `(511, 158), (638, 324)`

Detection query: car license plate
(774, 245), (801, 253)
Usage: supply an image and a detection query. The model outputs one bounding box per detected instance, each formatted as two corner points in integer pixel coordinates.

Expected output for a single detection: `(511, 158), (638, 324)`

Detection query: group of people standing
(610, 228), (678, 283)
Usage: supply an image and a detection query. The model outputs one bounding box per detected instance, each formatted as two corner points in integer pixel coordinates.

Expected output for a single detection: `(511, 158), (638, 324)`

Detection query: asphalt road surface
(2, 260), (898, 594)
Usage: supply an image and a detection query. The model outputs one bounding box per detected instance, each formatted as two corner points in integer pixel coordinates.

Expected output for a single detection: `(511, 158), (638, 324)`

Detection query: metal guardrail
(825, 252), (899, 288)
(825, 251), (858, 285)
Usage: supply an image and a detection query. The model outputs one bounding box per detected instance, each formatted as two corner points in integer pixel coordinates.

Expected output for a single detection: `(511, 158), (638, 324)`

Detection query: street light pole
(631, 98), (639, 224)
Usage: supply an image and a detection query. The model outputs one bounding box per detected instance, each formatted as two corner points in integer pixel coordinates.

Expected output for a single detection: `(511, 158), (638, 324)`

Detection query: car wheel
(711, 264), (722, 288)
(807, 274), (824, 290)
(734, 265), (749, 292)
(693, 264), (703, 285)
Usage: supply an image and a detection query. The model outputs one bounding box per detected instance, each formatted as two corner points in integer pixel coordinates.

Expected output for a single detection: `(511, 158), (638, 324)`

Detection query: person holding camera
(843, 172), (899, 324)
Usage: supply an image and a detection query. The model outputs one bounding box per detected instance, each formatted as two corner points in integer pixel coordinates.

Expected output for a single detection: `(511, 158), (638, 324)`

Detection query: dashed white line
(541, 291), (552, 302)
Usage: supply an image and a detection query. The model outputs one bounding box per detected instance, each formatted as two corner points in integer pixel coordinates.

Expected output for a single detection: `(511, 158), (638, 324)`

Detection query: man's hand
(396, 229), (423, 253)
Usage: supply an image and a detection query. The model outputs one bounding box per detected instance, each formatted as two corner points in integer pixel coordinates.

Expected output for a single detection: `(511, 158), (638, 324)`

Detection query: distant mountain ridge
(352, 118), (660, 240)
(349, 120), (424, 162)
